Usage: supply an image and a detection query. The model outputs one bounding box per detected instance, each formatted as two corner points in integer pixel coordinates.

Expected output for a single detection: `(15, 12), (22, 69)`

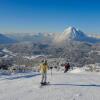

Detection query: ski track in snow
(0, 70), (100, 100)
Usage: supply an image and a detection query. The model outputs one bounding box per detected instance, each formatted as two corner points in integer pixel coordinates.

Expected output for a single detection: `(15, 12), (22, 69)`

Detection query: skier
(64, 63), (70, 73)
(39, 59), (48, 85)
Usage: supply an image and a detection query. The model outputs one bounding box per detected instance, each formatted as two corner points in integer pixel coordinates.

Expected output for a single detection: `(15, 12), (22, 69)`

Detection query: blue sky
(0, 0), (100, 34)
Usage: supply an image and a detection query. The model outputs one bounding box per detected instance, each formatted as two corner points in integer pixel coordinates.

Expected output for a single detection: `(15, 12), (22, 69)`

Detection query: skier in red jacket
(64, 63), (70, 73)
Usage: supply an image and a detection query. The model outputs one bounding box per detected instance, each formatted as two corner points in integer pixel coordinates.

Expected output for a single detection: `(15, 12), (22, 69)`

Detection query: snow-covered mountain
(4, 27), (100, 44)
(0, 48), (16, 58)
(6, 32), (55, 43)
(0, 33), (16, 44)
(54, 27), (100, 44)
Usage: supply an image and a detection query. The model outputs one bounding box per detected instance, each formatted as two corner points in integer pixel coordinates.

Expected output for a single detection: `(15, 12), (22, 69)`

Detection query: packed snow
(70, 68), (84, 73)
(0, 68), (100, 100)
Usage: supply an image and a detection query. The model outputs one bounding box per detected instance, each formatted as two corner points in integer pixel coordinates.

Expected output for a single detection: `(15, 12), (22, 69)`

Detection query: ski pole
(50, 67), (53, 76)
(51, 69), (52, 76)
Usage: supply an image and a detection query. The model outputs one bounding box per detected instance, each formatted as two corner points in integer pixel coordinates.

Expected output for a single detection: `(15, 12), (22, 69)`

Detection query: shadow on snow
(1, 73), (40, 80)
(50, 83), (100, 87)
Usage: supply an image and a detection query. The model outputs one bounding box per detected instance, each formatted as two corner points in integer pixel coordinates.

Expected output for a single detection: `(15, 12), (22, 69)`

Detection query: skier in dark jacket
(64, 63), (70, 73)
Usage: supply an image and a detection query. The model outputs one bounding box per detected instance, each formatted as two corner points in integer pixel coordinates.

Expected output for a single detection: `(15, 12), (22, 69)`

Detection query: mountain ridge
(1, 26), (100, 44)
(0, 33), (16, 44)
(54, 26), (100, 44)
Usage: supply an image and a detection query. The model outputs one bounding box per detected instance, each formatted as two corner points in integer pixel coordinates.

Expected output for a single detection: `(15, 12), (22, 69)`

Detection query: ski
(39, 82), (50, 88)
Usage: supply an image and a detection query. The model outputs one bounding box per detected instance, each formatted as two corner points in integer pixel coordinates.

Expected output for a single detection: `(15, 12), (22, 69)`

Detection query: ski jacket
(39, 63), (48, 73)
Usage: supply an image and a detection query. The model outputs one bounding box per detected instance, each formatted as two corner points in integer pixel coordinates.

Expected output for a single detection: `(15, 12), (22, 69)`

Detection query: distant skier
(64, 63), (70, 73)
(39, 59), (48, 85)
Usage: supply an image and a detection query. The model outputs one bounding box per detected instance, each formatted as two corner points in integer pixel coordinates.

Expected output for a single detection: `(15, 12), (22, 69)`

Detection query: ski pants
(41, 72), (47, 83)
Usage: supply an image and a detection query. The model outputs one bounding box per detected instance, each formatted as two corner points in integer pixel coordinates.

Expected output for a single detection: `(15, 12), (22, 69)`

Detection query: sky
(0, 0), (100, 34)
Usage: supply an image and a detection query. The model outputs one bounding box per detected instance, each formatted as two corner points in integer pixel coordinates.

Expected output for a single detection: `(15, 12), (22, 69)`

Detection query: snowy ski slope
(0, 69), (100, 100)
